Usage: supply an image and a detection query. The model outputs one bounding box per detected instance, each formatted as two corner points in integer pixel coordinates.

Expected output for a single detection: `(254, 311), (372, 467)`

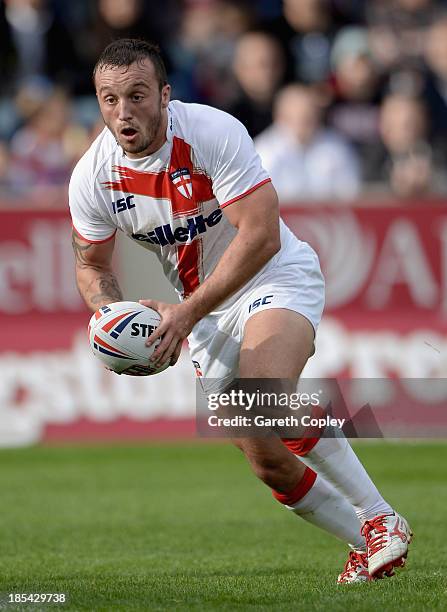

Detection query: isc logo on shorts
(248, 294), (273, 313)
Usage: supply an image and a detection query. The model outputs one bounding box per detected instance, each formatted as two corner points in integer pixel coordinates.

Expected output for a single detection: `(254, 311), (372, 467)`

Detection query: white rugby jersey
(69, 100), (299, 301)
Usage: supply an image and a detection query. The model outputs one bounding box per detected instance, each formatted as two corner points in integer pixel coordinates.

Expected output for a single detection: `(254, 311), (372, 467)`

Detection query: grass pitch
(0, 441), (445, 611)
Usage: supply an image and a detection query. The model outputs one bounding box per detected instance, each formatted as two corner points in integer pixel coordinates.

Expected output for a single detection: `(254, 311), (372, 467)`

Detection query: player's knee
(232, 439), (298, 490)
(251, 456), (292, 489)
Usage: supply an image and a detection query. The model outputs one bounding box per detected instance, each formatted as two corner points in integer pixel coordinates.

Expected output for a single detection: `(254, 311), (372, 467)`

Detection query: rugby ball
(88, 301), (169, 376)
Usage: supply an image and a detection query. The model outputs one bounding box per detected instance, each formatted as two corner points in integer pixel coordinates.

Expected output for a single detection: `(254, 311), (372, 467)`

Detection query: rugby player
(69, 39), (412, 583)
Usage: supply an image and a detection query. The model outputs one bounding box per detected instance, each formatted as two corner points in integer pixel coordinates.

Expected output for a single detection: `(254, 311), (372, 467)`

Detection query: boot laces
(361, 514), (390, 556)
(340, 551), (368, 579)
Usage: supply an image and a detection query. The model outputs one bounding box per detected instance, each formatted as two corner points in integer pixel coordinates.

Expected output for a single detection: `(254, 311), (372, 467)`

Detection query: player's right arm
(72, 230), (123, 312)
(69, 136), (122, 312)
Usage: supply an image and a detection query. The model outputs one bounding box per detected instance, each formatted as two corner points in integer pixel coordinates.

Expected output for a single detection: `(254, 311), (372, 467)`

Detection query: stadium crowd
(1, 0), (447, 204)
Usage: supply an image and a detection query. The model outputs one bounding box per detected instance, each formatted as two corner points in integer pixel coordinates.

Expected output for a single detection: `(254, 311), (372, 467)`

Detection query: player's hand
(139, 299), (198, 367)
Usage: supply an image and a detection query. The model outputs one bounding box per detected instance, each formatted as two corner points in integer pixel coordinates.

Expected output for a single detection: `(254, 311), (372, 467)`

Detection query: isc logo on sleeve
(112, 195), (135, 214)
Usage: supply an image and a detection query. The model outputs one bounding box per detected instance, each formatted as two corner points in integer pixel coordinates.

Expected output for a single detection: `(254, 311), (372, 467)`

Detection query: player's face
(95, 58), (171, 158)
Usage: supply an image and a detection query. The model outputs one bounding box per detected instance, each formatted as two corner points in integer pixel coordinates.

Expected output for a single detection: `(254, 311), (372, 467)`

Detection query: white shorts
(188, 240), (325, 395)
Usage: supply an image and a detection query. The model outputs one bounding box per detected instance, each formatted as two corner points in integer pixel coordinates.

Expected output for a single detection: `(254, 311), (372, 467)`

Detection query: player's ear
(161, 84), (171, 108)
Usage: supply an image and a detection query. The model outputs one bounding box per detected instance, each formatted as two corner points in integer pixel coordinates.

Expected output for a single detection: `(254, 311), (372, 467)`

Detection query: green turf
(0, 442), (445, 611)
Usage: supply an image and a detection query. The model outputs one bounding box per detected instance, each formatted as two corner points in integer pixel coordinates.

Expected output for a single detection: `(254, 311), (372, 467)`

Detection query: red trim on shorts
(72, 225), (117, 244)
(272, 467), (317, 506)
(219, 178), (272, 209)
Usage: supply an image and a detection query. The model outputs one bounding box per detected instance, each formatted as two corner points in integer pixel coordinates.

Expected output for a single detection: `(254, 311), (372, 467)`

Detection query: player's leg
(296, 432), (413, 578)
(235, 308), (367, 557)
(232, 435), (368, 568)
(285, 385), (413, 576)
(240, 307), (412, 579)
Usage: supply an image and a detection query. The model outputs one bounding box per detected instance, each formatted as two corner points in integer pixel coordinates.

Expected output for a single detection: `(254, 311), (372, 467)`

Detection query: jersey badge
(170, 167), (193, 199)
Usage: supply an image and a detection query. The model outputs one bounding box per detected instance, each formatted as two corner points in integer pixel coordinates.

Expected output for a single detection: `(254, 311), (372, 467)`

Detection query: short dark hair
(93, 39), (168, 91)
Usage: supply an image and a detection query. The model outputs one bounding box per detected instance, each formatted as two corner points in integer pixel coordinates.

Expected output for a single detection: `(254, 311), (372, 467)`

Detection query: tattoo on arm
(72, 230), (122, 308)
(89, 273), (123, 305)
(72, 231), (94, 267)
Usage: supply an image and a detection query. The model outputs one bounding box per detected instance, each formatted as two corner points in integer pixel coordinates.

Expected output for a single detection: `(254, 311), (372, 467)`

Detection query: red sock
(272, 466), (317, 506)
(281, 405), (327, 456)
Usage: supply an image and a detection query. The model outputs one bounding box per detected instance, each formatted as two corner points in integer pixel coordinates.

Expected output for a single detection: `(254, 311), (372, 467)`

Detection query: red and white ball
(88, 301), (169, 376)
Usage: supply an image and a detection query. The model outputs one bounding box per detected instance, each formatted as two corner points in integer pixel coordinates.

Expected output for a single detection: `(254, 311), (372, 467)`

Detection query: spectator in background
(9, 88), (90, 194)
(366, 92), (446, 197)
(227, 31), (285, 137)
(366, 0), (440, 74)
(329, 0), (368, 26)
(262, 0), (336, 85)
(0, 142), (12, 192)
(0, 0), (80, 95)
(90, 0), (150, 51)
(168, 0), (254, 105)
(254, 84), (361, 203)
(327, 26), (384, 179)
(423, 15), (447, 155)
(75, 0), (177, 95)
(0, 76), (55, 142)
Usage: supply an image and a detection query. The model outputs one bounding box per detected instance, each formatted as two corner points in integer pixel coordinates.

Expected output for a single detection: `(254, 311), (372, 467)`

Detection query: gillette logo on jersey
(132, 209), (223, 246)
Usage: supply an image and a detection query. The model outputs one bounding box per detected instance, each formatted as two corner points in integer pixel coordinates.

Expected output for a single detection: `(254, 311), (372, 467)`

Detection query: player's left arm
(141, 181), (280, 366)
